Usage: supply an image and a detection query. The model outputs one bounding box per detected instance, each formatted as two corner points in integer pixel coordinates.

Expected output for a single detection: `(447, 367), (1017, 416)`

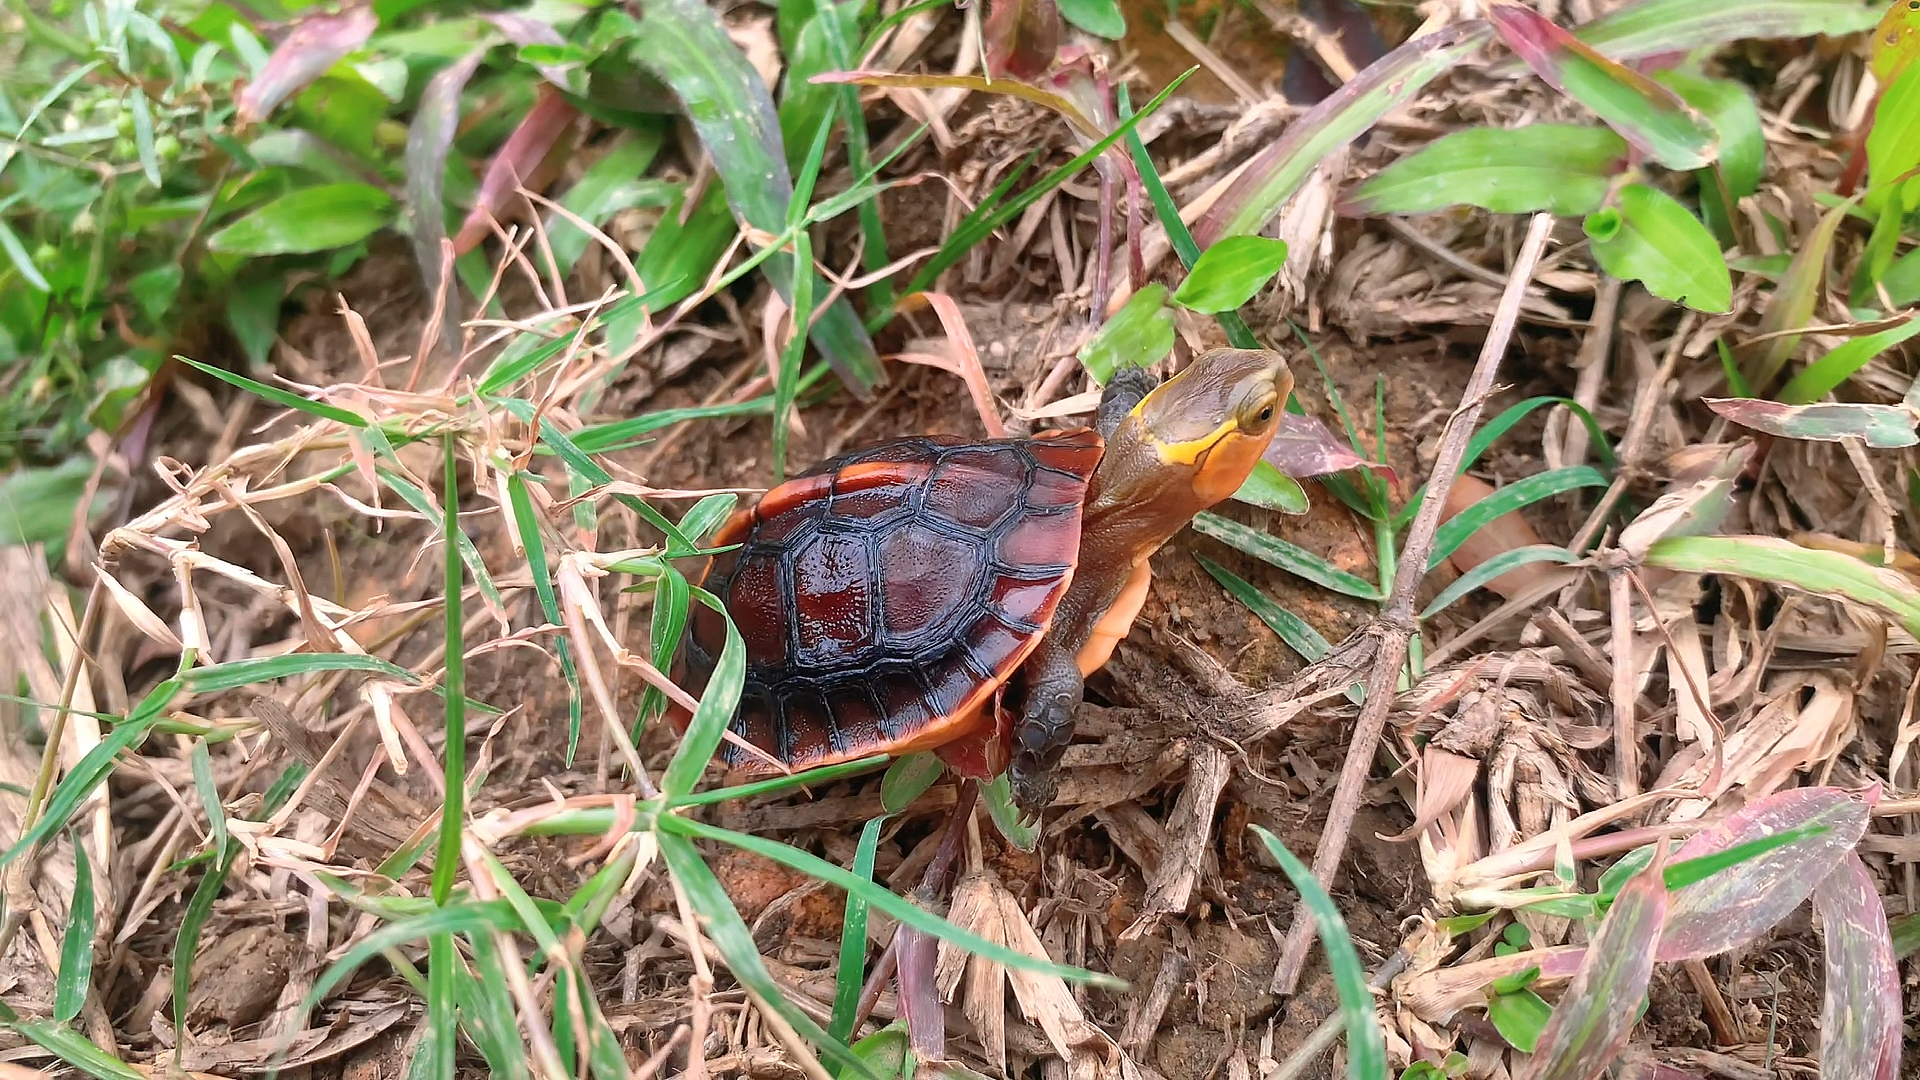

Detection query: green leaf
(1344, 124), (1628, 217)
(1196, 554), (1335, 665)
(656, 830), (878, 1080)
(1192, 512), (1382, 601)
(129, 264), (184, 323)
(1078, 283), (1174, 384)
(1646, 535), (1920, 640)
(1489, 6), (1718, 172)
(419, 933), (457, 1080)
(1523, 863), (1668, 1080)
(1427, 466), (1609, 570)
(5, 1018), (145, 1080)
(1779, 316), (1920, 404)
(1655, 71), (1765, 199)
(190, 740), (228, 864)
(829, 817), (886, 1053)
(1868, 61), (1920, 213)
(674, 755), (889, 807)
(661, 588), (745, 799)
(207, 182), (396, 256)
(432, 437), (465, 908)
(53, 828), (94, 1022)
(180, 653), (417, 694)
(1056, 0), (1124, 37)
(1421, 545), (1577, 619)
(1892, 911), (1920, 960)
(174, 354), (369, 427)
(1572, 0), (1887, 63)
(1172, 236), (1290, 314)
(1199, 22), (1490, 244)
(983, 773), (1039, 851)
(632, 0), (883, 394)
(548, 132), (670, 277)
(0, 456), (96, 548)
(507, 472), (582, 762)
(1232, 460), (1310, 514)
(0, 219), (51, 292)
(666, 815), (1125, 988)
(1250, 826), (1386, 1080)
(1584, 184), (1731, 314)
(1488, 986), (1553, 1052)
(1704, 397), (1918, 448)
(881, 752), (945, 813)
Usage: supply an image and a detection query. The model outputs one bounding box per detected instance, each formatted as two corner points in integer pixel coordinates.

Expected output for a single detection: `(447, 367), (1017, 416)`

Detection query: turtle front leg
(1096, 366), (1157, 440)
(1008, 651), (1083, 813)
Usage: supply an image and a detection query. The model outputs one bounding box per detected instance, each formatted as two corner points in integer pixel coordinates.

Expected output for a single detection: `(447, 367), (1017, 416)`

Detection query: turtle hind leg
(1008, 653), (1083, 813)
(1095, 366), (1157, 440)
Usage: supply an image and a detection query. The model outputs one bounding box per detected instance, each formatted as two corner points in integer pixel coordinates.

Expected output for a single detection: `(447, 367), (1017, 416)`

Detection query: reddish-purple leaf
(1519, 857), (1669, 1080)
(1487, 5), (1716, 171)
(1704, 398), (1919, 449)
(1265, 412), (1396, 481)
(1657, 788), (1869, 962)
(1812, 852), (1902, 1080)
(984, 0), (1061, 81)
(453, 85), (581, 256)
(235, 6), (378, 127)
(406, 46), (485, 326)
(896, 926), (945, 1060)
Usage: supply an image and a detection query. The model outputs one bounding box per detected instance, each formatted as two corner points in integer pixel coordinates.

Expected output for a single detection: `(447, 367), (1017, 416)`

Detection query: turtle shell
(677, 428), (1105, 773)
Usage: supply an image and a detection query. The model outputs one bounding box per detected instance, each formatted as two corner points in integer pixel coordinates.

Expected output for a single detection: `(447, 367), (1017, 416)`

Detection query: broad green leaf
(1647, 536), (1920, 641)
(0, 219), (51, 291)
(1872, 0), (1920, 82)
(1867, 61), (1920, 213)
(1250, 827), (1386, 1080)
(1583, 184), (1731, 313)
(1489, 986), (1553, 1052)
(880, 752), (945, 812)
(661, 588), (746, 798)
(1575, 0), (1886, 64)
(1199, 22), (1490, 244)
(1057, 0), (1124, 38)
(1421, 545), (1577, 619)
(1344, 124), (1627, 216)
(1779, 316), (1920, 404)
(1656, 71), (1765, 198)
(1232, 460), (1310, 514)
(1173, 236), (1290, 314)
(1489, 5), (1717, 171)
(1192, 512), (1382, 601)
(207, 182), (395, 255)
(547, 130), (670, 276)
(53, 829), (95, 1022)
(1704, 397), (1918, 448)
(983, 773), (1039, 851)
(1079, 283), (1175, 383)
(0, 456), (96, 547)
(1743, 196), (1855, 392)
(632, 0), (883, 394)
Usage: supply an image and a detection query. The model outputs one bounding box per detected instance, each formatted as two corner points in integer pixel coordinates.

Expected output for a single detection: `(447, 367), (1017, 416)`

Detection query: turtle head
(1090, 349), (1292, 529)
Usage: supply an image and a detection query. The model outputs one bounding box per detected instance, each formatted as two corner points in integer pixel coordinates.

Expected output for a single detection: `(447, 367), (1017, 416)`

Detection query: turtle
(674, 347), (1293, 812)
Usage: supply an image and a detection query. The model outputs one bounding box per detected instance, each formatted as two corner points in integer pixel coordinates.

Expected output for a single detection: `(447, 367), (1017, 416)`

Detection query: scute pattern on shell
(680, 429), (1104, 772)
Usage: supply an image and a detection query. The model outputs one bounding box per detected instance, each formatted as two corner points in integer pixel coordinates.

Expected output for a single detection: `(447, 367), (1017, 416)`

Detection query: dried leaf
(1813, 852), (1902, 1080)
(812, 70), (1101, 141)
(235, 6), (377, 126)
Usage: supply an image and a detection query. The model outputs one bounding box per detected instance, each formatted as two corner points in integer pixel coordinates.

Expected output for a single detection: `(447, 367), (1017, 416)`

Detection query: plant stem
(1270, 212), (1556, 996)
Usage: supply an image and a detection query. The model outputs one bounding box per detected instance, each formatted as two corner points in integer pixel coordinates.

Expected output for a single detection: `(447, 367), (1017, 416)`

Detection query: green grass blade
(515, 405), (700, 555)
(674, 754), (889, 807)
(174, 839), (237, 1048)
(661, 587), (746, 799)
(3, 1018), (144, 1080)
(420, 932), (458, 1080)
(635, 564), (691, 737)
(1195, 554), (1331, 662)
(508, 471), (582, 763)
(53, 826), (94, 1023)
(1420, 545), (1577, 620)
(570, 399), (774, 453)
(982, 773), (1040, 851)
(656, 829), (879, 1080)
(1778, 315), (1920, 405)
(898, 69), (1195, 301)
(303, 903), (532, 1012)
(1250, 826), (1386, 1080)
(459, 930), (535, 1080)
(180, 654), (417, 694)
(190, 739), (227, 861)
(880, 752), (944, 812)
(829, 815), (886, 1055)
(175, 355), (368, 427)
(433, 436), (465, 907)
(664, 815), (1125, 988)
(0, 679), (177, 871)
(379, 464), (505, 618)
(1192, 512), (1383, 601)
(1426, 466), (1610, 571)
(678, 493), (740, 545)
